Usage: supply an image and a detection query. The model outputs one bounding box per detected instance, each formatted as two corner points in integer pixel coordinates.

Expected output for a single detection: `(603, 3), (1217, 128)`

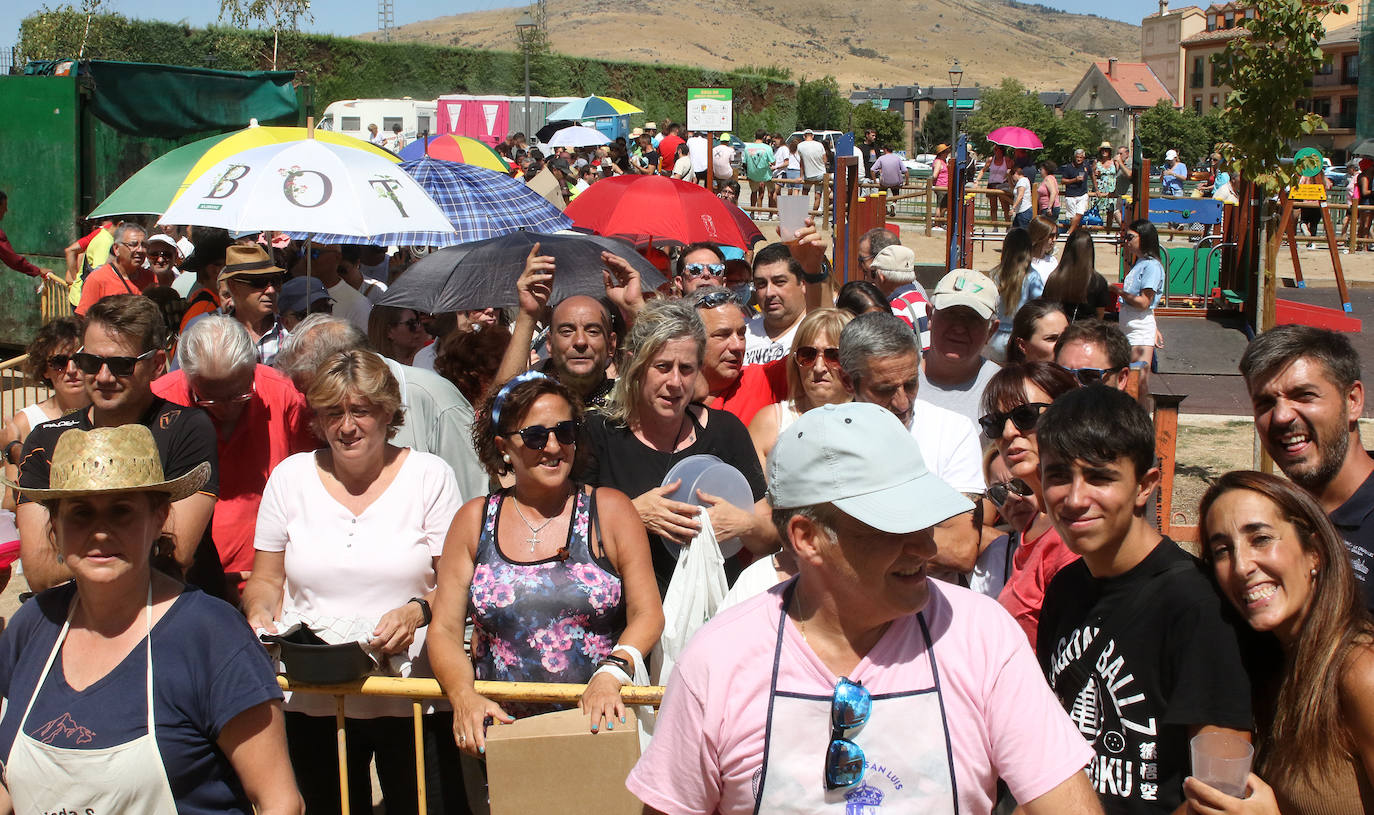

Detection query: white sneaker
(933, 226), (946, 232)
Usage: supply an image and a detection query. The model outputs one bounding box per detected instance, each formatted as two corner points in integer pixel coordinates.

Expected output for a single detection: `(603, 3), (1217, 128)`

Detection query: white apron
(753, 582), (959, 813)
(4, 588), (179, 815)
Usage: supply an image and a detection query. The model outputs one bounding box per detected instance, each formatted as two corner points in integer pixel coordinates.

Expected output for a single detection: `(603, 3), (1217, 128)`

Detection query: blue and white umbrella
(545, 126), (612, 149)
(285, 157), (573, 247)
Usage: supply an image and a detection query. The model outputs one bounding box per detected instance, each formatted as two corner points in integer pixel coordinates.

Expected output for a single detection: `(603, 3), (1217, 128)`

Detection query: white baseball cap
(931, 268), (998, 319)
(1165, 149), (1179, 161)
(768, 403), (973, 534)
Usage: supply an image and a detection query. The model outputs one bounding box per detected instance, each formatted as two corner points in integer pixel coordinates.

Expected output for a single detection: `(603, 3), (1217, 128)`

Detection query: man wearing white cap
(921, 268), (1002, 420)
(1161, 149), (1187, 196)
(628, 402), (1100, 815)
(865, 240), (930, 348)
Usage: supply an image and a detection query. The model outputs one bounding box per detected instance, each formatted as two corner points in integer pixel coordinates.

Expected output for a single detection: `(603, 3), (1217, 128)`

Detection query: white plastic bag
(650, 509), (729, 687)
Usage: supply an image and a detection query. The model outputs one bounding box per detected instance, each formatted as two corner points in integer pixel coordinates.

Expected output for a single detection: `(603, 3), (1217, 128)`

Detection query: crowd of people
(0, 132), (1368, 815)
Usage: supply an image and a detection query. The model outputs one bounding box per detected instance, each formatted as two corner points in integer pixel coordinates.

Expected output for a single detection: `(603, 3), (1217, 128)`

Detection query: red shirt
(76, 262), (155, 315)
(658, 134), (685, 173)
(0, 227), (42, 278)
(705, 358), (788, 427)
(153, 365), (317, 581)
(997, 521), (1081, 649)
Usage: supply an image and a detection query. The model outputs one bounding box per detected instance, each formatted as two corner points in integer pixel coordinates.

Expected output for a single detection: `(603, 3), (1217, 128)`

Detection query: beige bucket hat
(4, 425), (209, 502)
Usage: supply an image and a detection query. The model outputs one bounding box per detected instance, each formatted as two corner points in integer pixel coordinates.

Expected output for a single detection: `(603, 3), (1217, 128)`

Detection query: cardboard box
(485, 707), (642, 815)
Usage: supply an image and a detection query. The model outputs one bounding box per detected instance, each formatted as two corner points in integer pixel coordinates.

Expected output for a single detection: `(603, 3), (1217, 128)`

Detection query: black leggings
(285, 710), (471, 814)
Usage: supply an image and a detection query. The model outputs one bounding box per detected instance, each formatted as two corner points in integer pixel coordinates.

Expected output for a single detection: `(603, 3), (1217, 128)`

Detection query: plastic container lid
(661, 454), (753, 559)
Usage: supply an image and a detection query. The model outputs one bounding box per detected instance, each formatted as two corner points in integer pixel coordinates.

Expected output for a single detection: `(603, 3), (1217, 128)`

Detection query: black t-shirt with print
(1036, 539), (1252, 815)
(18, 398), (228, 599)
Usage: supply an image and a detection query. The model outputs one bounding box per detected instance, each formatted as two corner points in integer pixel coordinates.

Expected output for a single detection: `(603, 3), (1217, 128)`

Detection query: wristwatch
(408, 597), (432, 627)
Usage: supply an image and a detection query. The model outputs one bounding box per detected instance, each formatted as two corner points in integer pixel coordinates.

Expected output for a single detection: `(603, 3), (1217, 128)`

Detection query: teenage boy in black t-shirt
(16, 294), (225, 598)
(1035, 386), (1251, 815)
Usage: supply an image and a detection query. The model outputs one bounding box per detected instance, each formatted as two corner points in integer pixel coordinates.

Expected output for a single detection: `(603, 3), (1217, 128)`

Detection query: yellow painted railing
(0, 355), (52, 429)
(277, 676), (665, 815)
(40, 276), (73, 324)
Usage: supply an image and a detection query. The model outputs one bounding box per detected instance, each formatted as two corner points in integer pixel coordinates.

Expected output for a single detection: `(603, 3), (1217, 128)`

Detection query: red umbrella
(564, 176), (755, 249)
(986, 126), (1044, 151)
(725, 202), (765, 247)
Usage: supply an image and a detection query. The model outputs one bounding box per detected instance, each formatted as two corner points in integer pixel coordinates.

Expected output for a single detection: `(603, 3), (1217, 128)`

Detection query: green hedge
(18, 12), (798, 135)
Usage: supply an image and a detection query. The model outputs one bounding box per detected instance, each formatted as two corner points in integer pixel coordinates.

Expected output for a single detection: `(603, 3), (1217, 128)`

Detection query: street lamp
(948, 61), (964, 152)
(516, 14), (536, 140)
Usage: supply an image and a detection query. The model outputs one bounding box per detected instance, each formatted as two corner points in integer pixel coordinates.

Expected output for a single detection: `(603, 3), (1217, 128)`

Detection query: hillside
(358, 0), (1141, 92)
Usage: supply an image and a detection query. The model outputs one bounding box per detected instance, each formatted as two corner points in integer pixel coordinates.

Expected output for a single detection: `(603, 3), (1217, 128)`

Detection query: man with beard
(1241, 325), (1374, 609)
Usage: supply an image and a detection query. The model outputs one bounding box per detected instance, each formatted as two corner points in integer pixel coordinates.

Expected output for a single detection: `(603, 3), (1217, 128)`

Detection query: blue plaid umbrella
(285, 157), (572, 247)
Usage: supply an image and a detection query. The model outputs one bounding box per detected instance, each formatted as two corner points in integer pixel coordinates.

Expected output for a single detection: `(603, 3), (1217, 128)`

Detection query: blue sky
(8, 0), (1160, 41)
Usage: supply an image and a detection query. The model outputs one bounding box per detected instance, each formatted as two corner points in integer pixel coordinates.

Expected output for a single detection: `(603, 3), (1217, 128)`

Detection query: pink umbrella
(986, 126), (1044, 151)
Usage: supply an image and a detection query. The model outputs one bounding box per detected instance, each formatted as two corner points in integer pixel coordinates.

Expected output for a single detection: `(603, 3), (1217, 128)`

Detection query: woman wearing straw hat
(0, 424), (301, 814)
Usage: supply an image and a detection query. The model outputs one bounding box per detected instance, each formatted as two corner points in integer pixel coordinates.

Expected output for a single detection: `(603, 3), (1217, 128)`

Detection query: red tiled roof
(1181, 27), (1250, 45)
(1093, 62), (1176, 108)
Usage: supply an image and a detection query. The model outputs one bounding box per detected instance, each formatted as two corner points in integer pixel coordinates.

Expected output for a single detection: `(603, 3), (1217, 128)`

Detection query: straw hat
(4, 425), (209, 502)
(935, 143), (950, 156)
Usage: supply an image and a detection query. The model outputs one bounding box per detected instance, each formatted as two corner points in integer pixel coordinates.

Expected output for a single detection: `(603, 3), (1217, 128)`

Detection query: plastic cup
(1190, 732), (1253, 798)
(777, 195), (810, 240)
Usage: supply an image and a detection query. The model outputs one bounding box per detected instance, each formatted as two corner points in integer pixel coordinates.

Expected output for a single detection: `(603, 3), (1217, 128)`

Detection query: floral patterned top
(469, 486), (625, 716)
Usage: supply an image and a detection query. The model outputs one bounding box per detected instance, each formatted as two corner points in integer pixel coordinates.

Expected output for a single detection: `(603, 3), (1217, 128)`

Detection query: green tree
(1218, 0), (1344, 192)
(17, 0), (120, 62)
(1039, 110), (1109, 167)
(218, 0), (312, 69)
(795, 76), (849, 131)
(1136, 100), (1212, 167)
(919, 101), (952, 153)
(850, 103), (906, 151)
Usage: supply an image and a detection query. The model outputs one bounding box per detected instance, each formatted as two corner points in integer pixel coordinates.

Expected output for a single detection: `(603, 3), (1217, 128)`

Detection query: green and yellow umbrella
(89, 127), (398, 219)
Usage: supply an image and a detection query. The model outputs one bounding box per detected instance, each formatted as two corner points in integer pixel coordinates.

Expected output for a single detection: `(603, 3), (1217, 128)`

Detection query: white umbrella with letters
(159, 139), (454, 238)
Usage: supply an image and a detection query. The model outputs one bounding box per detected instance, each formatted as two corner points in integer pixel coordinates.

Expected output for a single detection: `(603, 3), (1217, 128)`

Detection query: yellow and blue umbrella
(546, 95), (643, 121)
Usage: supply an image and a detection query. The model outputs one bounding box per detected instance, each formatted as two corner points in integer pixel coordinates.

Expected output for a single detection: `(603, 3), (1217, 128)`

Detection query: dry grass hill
(359, 0), (1141, 91)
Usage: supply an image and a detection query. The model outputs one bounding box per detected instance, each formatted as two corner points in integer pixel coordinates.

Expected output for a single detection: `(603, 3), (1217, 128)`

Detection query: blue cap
(280, 276), (332, 315)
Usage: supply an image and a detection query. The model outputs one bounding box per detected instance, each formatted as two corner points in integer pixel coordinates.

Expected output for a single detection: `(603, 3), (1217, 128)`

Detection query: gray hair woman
(0, 425), (301, 814)
(579, 299), (776, 595)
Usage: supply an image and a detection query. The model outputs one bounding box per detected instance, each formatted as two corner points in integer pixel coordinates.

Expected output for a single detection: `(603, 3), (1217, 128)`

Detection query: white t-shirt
(712, 145), (735, 178)
(918, 357), (1002, 427)
(744, 313), (801, 366)
(909, 398), (986, 495)
(358, 277), (389, 305)
(327, 279), (373, 334)
(254, 449), (463, 718)
(687, 136), (710, 173)
(1013, 176), (1032, 214)
(627, 580), (1094, 815)
(796, 139), (826, 179)
(672, 155), (694, 180)
(772, 145), (791, 176)
(411, 341), (437, 372)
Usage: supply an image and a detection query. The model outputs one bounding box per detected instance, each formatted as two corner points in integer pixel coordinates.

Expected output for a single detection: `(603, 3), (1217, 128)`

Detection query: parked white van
(317, 98), (439, 144)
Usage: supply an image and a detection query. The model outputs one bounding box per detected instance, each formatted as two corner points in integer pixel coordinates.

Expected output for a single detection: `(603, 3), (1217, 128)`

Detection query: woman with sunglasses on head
(1113, 219), (1166, 398)
(1, 316), (89, 513)
(1006, 299), (1068, 364)
(243, 350), (468, 814)
(748, 308), (853, 470)
(1187, 471), (1374, 814)
(978, 362), (1082, 648)
(1041, 228), (1111, 322)
(367, 304), (432, 367)
(429, 373), (662, 755)
(579, 299), (775, 596)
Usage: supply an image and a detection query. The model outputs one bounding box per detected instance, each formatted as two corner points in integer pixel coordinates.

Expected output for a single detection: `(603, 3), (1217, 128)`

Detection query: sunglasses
(1058, 364), (1123, 386)
(73, 348), (157, 377)
(147, 249), (175, 259)
(46, 354), (73, 371)
(683, 262), (726, 279)
(192, 381), (256, 408)
(824, 677), (872, 790)
(393, 317), (423, 331)
(234, 274), (286, 290)
(504, 419), (579, 451)
(978, 402), (1051, 439)
(987, 478), (1034, 509)
(693, 290), (737, 310)
(794, 345), (840, 366)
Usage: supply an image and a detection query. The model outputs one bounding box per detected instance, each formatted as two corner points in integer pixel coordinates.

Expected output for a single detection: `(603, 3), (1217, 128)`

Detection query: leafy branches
(218, 0), (313, 69)
(1218, 0), (1346, 192)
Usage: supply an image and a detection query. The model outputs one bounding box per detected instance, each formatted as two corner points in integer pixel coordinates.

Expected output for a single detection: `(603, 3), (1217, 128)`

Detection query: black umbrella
(536, 120), (577, 144)
(378, 231), (666, 314)
(1351, 139), (1374, 159)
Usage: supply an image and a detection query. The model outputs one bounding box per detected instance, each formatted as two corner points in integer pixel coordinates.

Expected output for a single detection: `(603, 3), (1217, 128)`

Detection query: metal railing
(0, 355), (52, 430)
(278, 676), (665, 815)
